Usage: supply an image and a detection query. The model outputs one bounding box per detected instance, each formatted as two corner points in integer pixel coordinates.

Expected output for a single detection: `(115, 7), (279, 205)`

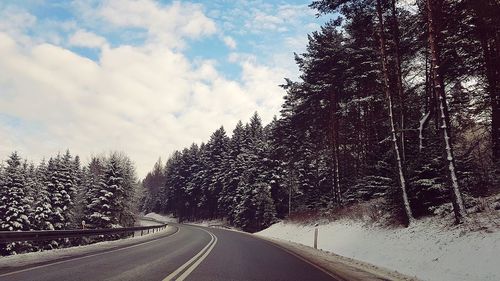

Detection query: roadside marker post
(314, 223), (318, 249)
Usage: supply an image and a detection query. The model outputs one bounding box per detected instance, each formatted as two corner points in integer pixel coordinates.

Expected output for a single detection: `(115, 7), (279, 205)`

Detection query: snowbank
(144, 213), (178, 223)
(257, 218), (500, 281)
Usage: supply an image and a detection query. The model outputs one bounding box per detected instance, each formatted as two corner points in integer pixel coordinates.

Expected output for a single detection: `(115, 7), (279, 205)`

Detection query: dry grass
(285, 194), (500, 231)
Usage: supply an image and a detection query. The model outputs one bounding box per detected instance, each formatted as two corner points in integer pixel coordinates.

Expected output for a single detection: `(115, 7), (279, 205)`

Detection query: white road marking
(162, 227), (217, 281)
(0, 226), (179, 278)
(176, 232), (218, 281)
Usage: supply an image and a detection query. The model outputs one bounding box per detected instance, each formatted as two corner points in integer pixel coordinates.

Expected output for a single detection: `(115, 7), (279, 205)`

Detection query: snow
(257, 218), (500, 281)
(419, 111), (430, 150)
(188, 219), (227, 227)
(143, 212), (178, 223)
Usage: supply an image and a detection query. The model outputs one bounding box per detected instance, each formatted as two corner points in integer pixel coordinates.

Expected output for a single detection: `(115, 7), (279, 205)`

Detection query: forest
(0, 151), (141, 255)
(141, 0), (499, 232)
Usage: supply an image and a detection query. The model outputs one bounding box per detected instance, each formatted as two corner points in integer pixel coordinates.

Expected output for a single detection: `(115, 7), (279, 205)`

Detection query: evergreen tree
(0, 153), (32, 255)
(32, 159), (54, 231)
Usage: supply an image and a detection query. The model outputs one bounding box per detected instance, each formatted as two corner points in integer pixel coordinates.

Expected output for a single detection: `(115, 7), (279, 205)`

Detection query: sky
(0, 0), (332, 177)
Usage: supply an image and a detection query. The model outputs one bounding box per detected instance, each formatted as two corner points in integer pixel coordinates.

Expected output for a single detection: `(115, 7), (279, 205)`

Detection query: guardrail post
(141, 230), (143, 236)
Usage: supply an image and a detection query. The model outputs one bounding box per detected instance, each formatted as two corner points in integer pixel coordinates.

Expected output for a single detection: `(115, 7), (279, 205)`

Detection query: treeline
(143, 0), (499, 230)
(142, 114), (280, 232)
(0, 151), (140, 255)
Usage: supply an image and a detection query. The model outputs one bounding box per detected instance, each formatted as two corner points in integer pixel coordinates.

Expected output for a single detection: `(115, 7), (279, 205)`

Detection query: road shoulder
(256, 235), (419, 281)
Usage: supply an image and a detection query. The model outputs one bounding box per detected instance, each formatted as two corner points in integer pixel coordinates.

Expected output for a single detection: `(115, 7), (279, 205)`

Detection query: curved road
(0, 224), (338, 281)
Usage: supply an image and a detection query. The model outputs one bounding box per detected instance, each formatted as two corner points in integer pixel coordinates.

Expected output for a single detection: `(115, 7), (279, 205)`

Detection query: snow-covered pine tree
(45, 157), (61, 230)
(142, 158), (166, 214)
(88, 155), (123, 228)
(114, 153), (139, 227)
(83, 153), (139, 228)
(60, 151), (77, 228)
(23, 161), (36, 215)
(233, 177), (276, 232)
(0, 152), (32, 255)
(220, 121), (247, 222)
(83, 156), (105, 228)
(183, 144), (204, 220)
(31, 160), (54, 230)
(261, 118), (288, 218)
(204, 127), (229, 219)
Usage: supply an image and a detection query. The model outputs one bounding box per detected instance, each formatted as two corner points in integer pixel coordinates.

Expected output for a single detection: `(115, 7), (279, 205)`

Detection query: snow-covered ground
(143, 212), (178, 223)
(257, 218), (500, 281)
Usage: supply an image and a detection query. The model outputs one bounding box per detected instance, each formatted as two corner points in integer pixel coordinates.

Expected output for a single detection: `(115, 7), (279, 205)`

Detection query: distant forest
(141, 0), (499, 231)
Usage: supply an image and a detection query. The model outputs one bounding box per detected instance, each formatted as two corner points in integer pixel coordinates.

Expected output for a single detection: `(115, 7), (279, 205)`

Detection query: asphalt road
(0, 224), (338, 281)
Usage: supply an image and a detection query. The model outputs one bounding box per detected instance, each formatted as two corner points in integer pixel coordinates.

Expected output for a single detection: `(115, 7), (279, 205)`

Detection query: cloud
(222, 35), (237, 49)
(243, 3), (315, 33)
(0, 0), (325, 177)
(68, 29), (107, 48)
(95, 0), (217, 48)
(0, 29), (284, 176)
(0, 6), (36, 34)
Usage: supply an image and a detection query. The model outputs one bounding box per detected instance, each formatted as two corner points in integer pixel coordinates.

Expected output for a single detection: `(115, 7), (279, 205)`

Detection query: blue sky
(0, 0), (332, 176)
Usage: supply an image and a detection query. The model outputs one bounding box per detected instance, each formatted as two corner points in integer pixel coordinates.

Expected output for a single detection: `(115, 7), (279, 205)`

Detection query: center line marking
(163, 227), (217, 281)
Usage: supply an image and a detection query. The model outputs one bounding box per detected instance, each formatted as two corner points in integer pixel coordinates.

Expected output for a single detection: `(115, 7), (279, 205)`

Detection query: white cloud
(0, 6), (36, 34)
(68, 29), (107, 48)
(243, 3), (315, 33)
(96, 0), (217, 48)
(223, 35), (237, 49)
(0, 30), (284, 176)
(0, 1), (320, 177)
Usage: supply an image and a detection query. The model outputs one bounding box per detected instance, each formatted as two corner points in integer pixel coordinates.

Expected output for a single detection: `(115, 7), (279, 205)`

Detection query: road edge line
(256, 236), (348, 281)
(196, 225), (347, 281)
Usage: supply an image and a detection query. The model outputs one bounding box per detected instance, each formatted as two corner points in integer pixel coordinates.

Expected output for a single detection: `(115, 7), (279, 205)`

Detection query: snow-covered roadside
(257, 218), (500, 281)
(144, 212), (178, 223)
(188, 219), (228, 227)
(0, 225), (176, 269)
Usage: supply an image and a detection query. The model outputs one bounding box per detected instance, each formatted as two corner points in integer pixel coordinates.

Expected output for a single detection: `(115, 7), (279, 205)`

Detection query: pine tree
(83, 156), (105, 228)
(88, 154), (124, 228)
(204, 127), (229, 218)
(220, 121), (247, 222)
(0, 153), (32, 255)
(426, 0), (467, 223)
(142, 158), (166, 213)
(32, 160), (54, 231)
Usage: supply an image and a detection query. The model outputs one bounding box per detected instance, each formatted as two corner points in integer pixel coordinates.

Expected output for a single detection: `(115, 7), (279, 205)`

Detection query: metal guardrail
(0, 223), (168, 243)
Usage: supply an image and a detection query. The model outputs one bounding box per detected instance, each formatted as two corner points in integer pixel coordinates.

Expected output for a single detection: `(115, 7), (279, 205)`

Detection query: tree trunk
(390, 0), (407, 161)
(376, 0), (414, 224)
(420, 45), (433, 152)
(329, 91), (342, 205)
(426, 0), (467, 223)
